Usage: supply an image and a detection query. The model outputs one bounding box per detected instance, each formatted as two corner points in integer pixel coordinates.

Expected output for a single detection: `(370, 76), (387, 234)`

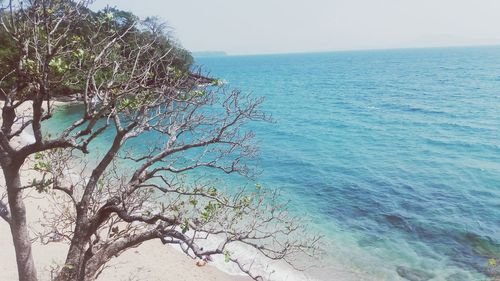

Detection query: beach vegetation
(0, 1), (319, 281)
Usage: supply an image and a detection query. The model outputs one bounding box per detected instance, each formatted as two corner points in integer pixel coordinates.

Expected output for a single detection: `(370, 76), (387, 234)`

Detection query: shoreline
(0, 101), (251, 281)
(1, 101), (367, 281)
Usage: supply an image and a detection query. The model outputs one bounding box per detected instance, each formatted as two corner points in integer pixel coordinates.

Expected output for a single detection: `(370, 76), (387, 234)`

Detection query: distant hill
(192, 51), (228, 57)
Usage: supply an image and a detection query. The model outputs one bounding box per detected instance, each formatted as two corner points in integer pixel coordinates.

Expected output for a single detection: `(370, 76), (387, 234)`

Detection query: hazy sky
(91, 0), (500, 55)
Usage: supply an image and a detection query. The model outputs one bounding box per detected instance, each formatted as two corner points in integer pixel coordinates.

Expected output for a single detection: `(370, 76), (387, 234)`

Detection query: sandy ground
(0, 101), (250, 281)
(0, 193), (249, 281)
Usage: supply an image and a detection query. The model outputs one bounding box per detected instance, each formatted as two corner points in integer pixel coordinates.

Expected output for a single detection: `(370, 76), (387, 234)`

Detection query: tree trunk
(54, 222), (89, 281)
(4, 166), (38, 281)
(54, 242), (99, 281)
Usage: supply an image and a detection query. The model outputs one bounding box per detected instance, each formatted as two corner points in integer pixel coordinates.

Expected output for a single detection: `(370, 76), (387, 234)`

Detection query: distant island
(192, 51), (228, 57)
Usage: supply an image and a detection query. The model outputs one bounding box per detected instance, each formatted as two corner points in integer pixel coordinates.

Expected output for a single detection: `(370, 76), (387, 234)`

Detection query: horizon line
(192, 43), (500, 58)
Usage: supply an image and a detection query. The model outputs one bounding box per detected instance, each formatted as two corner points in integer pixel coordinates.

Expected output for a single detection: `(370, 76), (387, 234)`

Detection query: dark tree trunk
(4, 165), (38, 281)
(54, 219), (89, 281)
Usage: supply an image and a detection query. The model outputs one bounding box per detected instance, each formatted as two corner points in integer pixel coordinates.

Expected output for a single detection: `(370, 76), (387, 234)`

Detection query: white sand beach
(0, 101), (251, 281)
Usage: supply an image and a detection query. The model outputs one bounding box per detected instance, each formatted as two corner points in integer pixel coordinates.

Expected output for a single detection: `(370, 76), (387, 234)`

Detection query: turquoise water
(195, 47), (500, 280)
(47, 46), (500, 280)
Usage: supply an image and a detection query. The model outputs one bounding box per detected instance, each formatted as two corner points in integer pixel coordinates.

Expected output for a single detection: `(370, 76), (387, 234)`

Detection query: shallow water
(195, 47), (500, 280)
(46, 46), (500, 280)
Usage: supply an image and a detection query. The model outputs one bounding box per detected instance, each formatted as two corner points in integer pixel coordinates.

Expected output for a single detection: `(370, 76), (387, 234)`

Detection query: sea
(46, 46), (500, 280)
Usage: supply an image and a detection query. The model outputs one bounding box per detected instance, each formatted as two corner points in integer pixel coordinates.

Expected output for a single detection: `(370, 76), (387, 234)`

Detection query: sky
(91, 0), (500, 55)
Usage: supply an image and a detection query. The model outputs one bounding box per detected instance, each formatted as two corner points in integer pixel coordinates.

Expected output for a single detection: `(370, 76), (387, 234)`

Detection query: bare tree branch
(0, 2), (319, 281)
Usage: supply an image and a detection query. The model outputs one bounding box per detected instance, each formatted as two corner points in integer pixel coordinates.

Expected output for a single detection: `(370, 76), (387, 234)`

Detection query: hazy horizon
(190, 44), (500, 57)
(91, 0), (500, 55)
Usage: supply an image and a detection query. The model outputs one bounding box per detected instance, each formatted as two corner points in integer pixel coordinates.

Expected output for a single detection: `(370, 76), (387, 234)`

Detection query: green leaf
(211, 79), (223, 87)
(105, 12), (114, 21)
(189, 198), (198, 206)
(49, 57), (68, 74)
(181, 220), (189, 234)
(63, 263), (75, 270)
(73, 49), (85, 60)
(208, 187), (217, 196)
(224, 250), (231, 263)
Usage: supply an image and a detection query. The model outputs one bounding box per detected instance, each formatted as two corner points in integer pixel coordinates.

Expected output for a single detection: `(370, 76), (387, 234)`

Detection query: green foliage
(240, 195), (252, 207)
(34, 152), (44, 160)
(118, 92), (154, 111)
(208, 186), (218, 197)
(49, 57), (69, 74)
(24, 59), (38, 74)
(72, 48), (84, 60)
(189, 197), (198, 206)
(201, 201), (221, 222)
(224, 250), (231, 263)
(211, 79), (223, 87)
(181, 219), (190, 234)
(33, 152), (51, 171)
(0, 25), (18, 87)
(177, 89), (207, 101)
(0, 3), (194, 98)
(32, 178), (52, 193)
(63, 264), (75, 270)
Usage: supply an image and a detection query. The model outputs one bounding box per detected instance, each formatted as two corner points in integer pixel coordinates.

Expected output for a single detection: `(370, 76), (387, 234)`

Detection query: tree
(0, 1), (318, 281)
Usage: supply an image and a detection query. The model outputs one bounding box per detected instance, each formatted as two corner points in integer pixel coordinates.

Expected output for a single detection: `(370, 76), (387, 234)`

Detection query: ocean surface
(47, 46), (500, 280)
